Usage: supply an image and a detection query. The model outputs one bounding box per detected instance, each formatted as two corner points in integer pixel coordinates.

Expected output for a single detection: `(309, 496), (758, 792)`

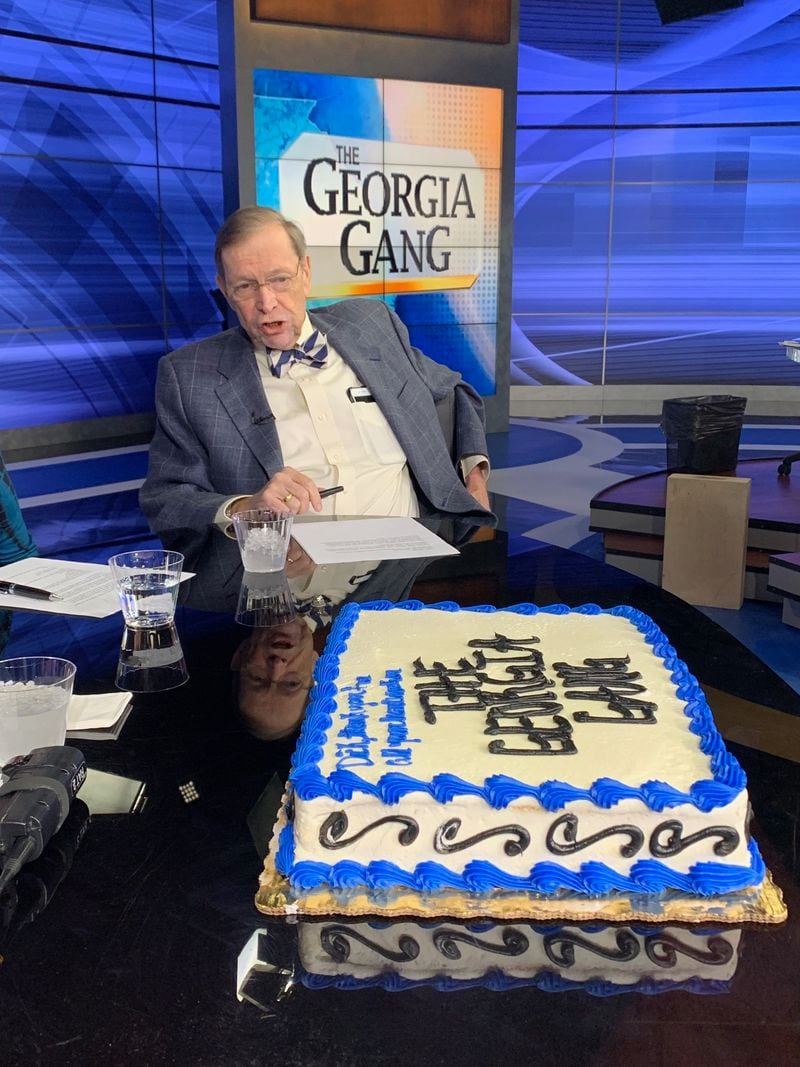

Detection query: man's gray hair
(214, 206), (307, 276)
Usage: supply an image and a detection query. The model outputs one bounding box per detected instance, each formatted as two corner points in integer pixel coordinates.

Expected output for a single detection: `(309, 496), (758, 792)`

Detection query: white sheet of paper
(0, 558), (194, 618)
(289, 517), (459, 565)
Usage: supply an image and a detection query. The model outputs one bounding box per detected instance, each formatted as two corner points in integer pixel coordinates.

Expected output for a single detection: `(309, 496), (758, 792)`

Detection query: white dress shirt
(216, 315), (487, 526)
(254, 317), (419, 517)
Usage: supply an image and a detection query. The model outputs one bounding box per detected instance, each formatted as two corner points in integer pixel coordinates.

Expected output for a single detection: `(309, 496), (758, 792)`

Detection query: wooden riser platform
(590, 458), (800, 603)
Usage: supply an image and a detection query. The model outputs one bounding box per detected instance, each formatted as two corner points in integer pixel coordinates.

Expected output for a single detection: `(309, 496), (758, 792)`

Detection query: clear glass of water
(232, 510), (293, 573)
(0, 657), (77, 767)
(108, 549), (184, 628)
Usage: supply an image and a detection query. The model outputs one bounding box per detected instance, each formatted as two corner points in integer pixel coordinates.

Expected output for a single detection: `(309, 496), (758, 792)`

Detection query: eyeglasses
(240, 672), (313, 697)
(229, 262), (302, 302)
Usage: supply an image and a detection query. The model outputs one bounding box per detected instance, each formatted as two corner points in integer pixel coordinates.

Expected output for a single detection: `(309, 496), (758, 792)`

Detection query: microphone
(251, 413), (271, 425)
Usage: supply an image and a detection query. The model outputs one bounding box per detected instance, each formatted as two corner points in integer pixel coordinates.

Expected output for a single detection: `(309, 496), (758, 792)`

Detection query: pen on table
(319, 485), (344, 499)
(0, 580), (64, 601)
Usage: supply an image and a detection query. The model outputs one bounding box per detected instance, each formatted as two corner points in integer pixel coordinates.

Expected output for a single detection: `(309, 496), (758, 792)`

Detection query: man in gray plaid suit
(141, 207), (491, 561)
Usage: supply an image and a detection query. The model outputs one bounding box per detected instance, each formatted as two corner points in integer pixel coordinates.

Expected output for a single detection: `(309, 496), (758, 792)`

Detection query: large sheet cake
(274, 602), (763, 898)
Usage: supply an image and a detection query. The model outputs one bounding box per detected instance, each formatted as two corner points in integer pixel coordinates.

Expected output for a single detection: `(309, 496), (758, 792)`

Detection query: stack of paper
(67, 692), (133, 742)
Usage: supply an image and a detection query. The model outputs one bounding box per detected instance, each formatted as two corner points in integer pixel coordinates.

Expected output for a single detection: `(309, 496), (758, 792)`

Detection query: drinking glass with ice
(232, 510), (293, 573)
(108, 549), (184, 628)
(0, 657), (76, 767)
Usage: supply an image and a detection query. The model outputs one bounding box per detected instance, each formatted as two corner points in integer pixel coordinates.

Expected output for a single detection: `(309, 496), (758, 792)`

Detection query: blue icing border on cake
(289, 601), (746, 810)
(278, 836), (764, 896)
(297, 968), (733, 997)
(279, 600), (760, 895)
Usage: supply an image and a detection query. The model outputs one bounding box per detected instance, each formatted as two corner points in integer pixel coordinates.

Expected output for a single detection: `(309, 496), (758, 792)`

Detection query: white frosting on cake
(291, 793), (750, 876)
(317, 610), (708, 789)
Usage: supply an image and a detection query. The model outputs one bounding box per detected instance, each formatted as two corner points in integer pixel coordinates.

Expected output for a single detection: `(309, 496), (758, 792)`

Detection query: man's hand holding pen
(229, 468), (344, 517)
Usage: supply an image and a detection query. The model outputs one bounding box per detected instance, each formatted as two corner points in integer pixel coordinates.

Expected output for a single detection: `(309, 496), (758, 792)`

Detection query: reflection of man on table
(141, 207), (491, 559)
(229, 551), (427, 741)
(231, 619), (319, 741)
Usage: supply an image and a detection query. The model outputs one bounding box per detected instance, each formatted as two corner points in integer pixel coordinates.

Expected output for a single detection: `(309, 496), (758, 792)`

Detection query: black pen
(0, 579), (64, 601)
(319, 485), (344, 499)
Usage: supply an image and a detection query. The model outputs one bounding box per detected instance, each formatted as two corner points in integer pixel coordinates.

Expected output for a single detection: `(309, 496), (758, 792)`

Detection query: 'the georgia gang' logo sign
(278, 133), (486, 298)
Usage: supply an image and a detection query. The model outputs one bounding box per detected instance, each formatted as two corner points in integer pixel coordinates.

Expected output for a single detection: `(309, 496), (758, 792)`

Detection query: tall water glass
(108, 549), (184, 628)
(0, 657), (76, 767)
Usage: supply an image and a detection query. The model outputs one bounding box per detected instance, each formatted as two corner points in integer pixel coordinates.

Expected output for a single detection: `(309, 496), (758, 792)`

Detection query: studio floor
(9, 416), (800, 695)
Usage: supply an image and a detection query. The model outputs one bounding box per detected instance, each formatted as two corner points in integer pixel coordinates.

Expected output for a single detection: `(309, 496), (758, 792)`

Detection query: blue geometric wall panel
(0, 0), (223, 432)
(514, 0), (800, 387)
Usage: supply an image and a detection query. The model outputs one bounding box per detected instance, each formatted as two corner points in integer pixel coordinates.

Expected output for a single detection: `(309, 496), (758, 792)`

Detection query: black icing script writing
(414, 633), (576, 757)
(412, 635), (659, 757)
(554, 655), (658, 724)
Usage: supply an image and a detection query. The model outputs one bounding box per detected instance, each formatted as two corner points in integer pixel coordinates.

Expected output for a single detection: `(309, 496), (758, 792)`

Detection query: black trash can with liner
(660, 395), (747, 473)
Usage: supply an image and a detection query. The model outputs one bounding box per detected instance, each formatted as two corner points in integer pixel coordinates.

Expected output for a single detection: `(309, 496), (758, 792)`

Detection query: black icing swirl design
(546, 812), (644, 858)
(434, 817), (531, 857)
(543, 929), (640, 967)
(644, 933), (734, 968)
(320, 926), (420, 963)
(649, 820), (740, 857)
(432, 927), (530, 960)
(319, 812), (419, 849)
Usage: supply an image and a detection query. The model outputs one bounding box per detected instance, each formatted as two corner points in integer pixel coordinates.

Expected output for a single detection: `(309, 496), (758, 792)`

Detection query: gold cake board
(256, 805), (787, 925)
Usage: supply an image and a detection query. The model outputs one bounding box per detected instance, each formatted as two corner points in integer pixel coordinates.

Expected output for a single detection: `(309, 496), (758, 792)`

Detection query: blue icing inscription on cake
(275, 601), (762, 897)
(335, 669), (420, 769)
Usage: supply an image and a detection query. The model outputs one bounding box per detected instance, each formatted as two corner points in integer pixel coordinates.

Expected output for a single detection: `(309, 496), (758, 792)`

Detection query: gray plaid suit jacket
(140, 299), (491, 560)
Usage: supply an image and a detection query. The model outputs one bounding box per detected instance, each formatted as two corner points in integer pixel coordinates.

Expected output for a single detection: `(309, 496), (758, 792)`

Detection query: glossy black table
(1, 533), (798, 1066)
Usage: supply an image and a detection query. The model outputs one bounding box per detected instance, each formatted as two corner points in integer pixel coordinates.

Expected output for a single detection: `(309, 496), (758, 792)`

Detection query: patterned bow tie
(270, 329), (329, 378)
(296, 594), (334, 631)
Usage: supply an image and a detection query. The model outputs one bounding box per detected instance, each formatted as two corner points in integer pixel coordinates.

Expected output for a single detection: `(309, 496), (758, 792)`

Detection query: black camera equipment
(0, 796), (90, 957)
(0, 746), (87, 895)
